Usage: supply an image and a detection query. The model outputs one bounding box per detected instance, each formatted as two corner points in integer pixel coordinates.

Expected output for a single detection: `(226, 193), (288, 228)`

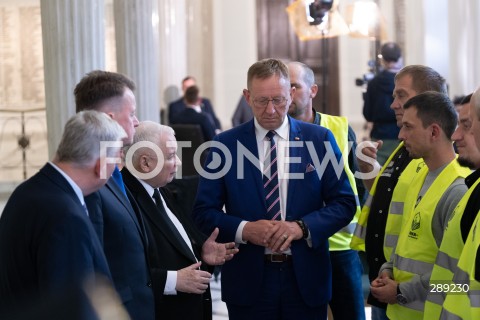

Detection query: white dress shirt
(138, 179), (197, 295)
(235, 117), (291, 254)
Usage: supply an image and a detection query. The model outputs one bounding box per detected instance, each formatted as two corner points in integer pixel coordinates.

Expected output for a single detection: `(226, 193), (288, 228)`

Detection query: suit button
(147, 281), (152, 287)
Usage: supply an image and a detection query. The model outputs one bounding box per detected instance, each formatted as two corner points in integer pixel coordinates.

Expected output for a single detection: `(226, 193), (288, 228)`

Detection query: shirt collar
(137, 178), (157, 198)
(465, 168), (480, 188)
(253, 115), (289, 141)
(48, 161), (85, 207)
(313, 109), (321, 125)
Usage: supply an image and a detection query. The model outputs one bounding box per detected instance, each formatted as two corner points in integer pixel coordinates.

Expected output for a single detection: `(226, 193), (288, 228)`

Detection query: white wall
(212, 0), (257, 130)
(447, 0), (480, 96)
(200, 0), (480, 135)
(338, 0), (377, 137)
(403, 0), (480, 97)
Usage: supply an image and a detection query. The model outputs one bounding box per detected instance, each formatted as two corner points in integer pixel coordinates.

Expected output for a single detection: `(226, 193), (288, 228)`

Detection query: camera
(355, 72), (375, 87)
(355, 59), (378, 87)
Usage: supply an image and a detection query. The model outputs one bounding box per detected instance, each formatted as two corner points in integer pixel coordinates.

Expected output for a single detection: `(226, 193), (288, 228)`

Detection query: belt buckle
(270, 254), (284, 263)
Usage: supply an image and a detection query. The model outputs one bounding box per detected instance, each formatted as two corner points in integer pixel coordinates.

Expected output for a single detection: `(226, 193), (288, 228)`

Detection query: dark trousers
(226, 261), (327, 320)
(329, 249), (366, 320)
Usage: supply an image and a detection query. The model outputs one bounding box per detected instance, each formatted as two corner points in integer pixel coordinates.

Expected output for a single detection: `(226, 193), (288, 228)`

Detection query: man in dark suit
(193, 58), (356, 319)
(122, 121), (237, 320)
(74, 70), (155, 320)
(170, 85), (216, 141)
(0, 111), (126, 317)
(168, 76), (222, 131)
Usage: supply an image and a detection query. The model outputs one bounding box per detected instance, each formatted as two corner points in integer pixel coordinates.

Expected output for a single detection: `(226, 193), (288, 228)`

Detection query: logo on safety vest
(408, 212), (421, 239)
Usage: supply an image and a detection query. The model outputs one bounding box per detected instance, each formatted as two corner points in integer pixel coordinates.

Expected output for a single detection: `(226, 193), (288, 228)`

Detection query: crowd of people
(1, 50), (480, 320)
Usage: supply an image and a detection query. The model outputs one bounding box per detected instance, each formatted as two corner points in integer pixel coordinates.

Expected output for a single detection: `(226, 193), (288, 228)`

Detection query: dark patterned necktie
(152, 188), (194, 256)
(263, 130), (281, 220)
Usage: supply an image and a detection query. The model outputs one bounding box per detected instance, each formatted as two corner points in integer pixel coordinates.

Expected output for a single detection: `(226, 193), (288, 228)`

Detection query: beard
(457, 156), (476, 169)
(287, 102), (302, 117)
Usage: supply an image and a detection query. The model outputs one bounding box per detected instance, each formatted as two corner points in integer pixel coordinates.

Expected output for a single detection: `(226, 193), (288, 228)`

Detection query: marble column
(40, 0), (105, 158)
(157, 0), (187, 123)
(186, 0), (214, 103)
(113, 0), (160, 123)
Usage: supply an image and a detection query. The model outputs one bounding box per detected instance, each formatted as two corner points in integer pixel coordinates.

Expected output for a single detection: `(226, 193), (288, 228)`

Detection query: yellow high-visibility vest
(318, 113), (361, 251)
(351, 142), (425, 259)
(441, 210), (480, 320)
(424, 177), (480, 319)
(388, 160), (470, 320)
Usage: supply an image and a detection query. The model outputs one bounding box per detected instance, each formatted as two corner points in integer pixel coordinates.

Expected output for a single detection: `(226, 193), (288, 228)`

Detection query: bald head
(125, 121), (180, 188)
(471, 88), (480, 120)
(469, 88), (480, 152)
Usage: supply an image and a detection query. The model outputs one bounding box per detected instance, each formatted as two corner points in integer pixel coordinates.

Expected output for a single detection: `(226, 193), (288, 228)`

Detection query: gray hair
(56, 111), (126, 166)
(126, 121), (174, 164)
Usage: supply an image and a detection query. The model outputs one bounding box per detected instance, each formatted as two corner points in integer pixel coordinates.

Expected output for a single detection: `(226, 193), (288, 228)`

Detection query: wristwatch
(396, 284), (407, 305)
(294, 220), (309, 239)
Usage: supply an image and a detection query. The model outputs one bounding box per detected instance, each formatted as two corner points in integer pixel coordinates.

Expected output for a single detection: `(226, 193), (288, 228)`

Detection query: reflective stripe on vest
(383, 159), (427, 262)
(318, 113), (361, 251)
(389, 201), (404, 214)
(389, 160), (470, 320)
(443, 240), (480, 319)
(394, 254), (433, 275)
(350, 142), (406, 251)
(424, 177), (480, 319)
(439, 309), (462, 320)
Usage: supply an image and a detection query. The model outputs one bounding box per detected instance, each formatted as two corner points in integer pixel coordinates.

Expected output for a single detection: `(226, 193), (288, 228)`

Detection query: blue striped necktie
(263, 130), (281, 221)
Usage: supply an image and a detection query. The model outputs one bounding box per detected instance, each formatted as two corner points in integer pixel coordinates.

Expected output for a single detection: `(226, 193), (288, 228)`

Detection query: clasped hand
(243, 220), (303, 252)
(370, 271), (398, 304)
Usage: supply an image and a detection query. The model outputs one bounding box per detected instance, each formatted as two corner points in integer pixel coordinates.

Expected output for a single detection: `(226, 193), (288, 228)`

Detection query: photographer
(363, 42), (403, 165)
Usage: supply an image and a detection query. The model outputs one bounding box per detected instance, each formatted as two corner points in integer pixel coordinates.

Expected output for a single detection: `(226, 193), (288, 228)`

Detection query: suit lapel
(239, 120), (266, 211)
(105, 178), (145, 239)
(122, 169), (197, 262)
(286, 117), (304, 215)
(159, 188), (198, 261)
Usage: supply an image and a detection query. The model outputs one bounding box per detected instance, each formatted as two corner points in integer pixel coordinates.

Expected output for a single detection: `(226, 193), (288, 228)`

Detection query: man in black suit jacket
(122, 121), (237, 320)
(170, 85), (216, 141)
(75, 70), (155, 320)
(0, 111), (126, 318)
(168, 76), (222, 131)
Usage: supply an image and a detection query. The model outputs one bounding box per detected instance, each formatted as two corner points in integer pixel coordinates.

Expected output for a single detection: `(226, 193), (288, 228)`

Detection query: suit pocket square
(305, 163), (316, 173)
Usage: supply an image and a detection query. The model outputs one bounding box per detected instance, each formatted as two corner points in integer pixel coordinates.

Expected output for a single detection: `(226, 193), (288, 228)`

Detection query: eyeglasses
(252, 97), (288, 108)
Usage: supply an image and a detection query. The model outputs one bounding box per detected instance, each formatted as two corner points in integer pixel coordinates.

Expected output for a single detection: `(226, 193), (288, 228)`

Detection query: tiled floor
(211, 275), (372, 320)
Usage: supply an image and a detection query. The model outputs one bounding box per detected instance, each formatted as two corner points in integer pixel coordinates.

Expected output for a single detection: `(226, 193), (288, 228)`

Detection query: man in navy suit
(193, 58), (356, 320)
(168, 76), (221, 132)
(170, 85), (216, 141)
(122, 121), (237, 320)
(75, 70), (154, 320)
(0, 111), (126, 317)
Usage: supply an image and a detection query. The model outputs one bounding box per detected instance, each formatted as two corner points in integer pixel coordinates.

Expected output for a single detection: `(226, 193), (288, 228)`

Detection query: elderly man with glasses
(193, 58), (356, 320)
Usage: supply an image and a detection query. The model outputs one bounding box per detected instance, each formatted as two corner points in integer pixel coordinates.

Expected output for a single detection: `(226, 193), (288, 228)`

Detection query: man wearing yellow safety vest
(287, 61), (366, 320)
(423, 93), (480, 319)
(370, 92), (470, 320)
(441, 88), (480, 319)
(352, 65), (448, 320)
